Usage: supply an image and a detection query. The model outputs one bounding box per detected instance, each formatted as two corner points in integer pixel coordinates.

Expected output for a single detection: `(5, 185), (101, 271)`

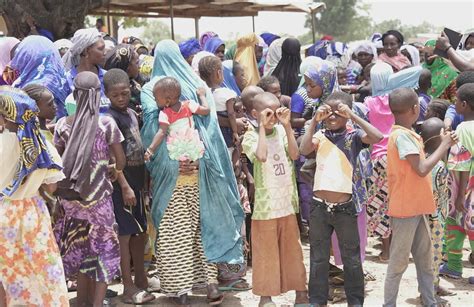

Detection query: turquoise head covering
(142, 40), (243, 264)
(370, 61), (422, 97)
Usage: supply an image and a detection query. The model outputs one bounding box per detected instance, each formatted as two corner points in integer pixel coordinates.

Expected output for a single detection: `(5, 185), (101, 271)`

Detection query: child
(144, 77), (210, 161)
(383, 88), (457, 307)
(54, 71), (126, 306)
(23, 84), (56, 142)
(257, 75), (291, 108)
(241, 85), (264, 128)
(440, 83), (474, 283)
(104, 69), (155, 304)
(242, 92), (308, 306)
(425, 99), (449, 121)
(417, 69), (432, 122)
(420, 118), (452, 297)
(198, 55), (240, 155)
(300, 91), (383, 306)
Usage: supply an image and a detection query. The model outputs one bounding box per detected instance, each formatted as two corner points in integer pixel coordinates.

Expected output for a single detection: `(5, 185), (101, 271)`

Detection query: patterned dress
(0, 134), (69, 306)
(53, 115), (124, 283)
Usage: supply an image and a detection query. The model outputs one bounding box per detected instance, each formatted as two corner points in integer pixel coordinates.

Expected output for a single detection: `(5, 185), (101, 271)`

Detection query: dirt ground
(68, 237), (473, 306)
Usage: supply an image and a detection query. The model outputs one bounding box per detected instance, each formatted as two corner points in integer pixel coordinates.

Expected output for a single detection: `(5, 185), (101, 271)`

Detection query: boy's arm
(405, 130), (457, 177)
(226, 98), (240, 144)
(255, 124), (268, 162)
(145, 125), (168, 161)
(276, 107), (299, 161)
(116, 172), (137, 206)
(300, 105), (331, 156)
(454, 171), (469, 214)
(195, 88), (211, 116)
(337, 104), (383, 145)
(444, 104), (456, 130)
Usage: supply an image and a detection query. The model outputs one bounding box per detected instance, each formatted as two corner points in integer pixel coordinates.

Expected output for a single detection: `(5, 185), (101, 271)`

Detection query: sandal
(218, 279), (252, 292)
(147, 275), (161, 292)
(122, 289), (155, 304)
(207, 293), (224, 306)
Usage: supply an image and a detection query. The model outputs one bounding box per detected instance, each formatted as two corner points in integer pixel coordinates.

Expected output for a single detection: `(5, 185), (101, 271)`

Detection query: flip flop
(122, 289), (156, 304)
(147, 275), (161, 292)
(207, 293), (224, 306)
(218, 279), (252, 292)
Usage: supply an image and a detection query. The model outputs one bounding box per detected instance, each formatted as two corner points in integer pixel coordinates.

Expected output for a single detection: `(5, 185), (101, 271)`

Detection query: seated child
(420, 118), (452, 296)
(383, 88), (457, 307)
(242, 92), (308, 306)
(300, 91), (383, 306)
(198, 55), (240, 152)
(144, 77), (210, 161)
(440, 83), (474, 283)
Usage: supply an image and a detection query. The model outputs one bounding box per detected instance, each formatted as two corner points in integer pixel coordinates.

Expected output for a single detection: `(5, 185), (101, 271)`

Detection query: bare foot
(295, 290), (309, 304)
(258, 296), (275, 307)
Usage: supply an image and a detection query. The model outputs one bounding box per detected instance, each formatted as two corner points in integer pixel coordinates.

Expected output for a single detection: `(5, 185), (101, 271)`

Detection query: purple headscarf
(260, 32), (281, 47)
(199, 31), (217, 48)
(178, 38), (202, 59)
(203, 36), (225, 54)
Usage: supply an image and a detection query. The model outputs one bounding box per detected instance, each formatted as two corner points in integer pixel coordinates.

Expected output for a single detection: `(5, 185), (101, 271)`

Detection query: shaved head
(389, 88), (418, 114)
(253, 92), (280, 112)
(241, 85), (264, 111)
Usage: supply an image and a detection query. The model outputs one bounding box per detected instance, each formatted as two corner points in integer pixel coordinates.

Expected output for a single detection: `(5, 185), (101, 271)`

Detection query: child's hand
(314, 105), (331, 122)
(440, 128), (458, 147)
(276, 107), (291, 127)
(454, 194), (467, 214)
(144, 149), (153, 162)
(334, 103), (353, 119)
(233, 132), (241, 146)
(259, 108), (274, 126)
(122, 186), (137, 207)
(196, 87), (206, 97)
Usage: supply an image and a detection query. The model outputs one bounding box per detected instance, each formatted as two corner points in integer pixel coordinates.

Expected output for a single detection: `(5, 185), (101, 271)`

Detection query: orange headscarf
(235, 33), (260, 86)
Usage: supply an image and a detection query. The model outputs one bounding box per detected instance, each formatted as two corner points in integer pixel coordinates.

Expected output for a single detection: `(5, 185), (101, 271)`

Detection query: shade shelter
(90, 0), (326, 42)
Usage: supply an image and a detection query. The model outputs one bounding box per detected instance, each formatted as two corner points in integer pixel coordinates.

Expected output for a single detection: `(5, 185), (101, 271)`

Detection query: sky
(119, 0), (474, 41)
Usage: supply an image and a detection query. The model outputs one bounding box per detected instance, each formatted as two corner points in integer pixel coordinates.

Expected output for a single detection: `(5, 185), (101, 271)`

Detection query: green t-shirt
(242, 125), (298, 220)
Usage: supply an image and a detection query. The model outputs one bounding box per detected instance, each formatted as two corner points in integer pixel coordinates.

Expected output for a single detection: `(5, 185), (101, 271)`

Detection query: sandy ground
(68, 237), (473, 306)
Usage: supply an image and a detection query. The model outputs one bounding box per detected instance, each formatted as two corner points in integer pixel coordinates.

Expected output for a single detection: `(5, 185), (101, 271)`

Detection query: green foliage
(142, 19), (182, 44)
(304, 0), (441, 43)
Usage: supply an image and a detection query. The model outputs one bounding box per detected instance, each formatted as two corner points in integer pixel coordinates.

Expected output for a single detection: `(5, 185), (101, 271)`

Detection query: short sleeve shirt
(213, 88), (237, 112)
(159, 100), (199, 128)
(242, 125), (298, 220)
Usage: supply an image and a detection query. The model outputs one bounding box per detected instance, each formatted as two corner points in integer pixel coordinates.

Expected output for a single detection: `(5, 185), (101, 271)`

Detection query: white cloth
(53, 39), (73, 51)
(401, 45), (420, 66)
(191, 51), (215, 76)
(263, 38), (284, 76)
(62, 28), (101, 71)
(213, 87), (237, 112)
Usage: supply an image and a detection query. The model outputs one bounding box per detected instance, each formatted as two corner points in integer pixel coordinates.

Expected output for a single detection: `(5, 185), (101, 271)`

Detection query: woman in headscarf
(63, 28), (107, 98)
(140, 39), (244, 305)
(199, 31), (218, 48)
(104, 43), (143, 115)
(53, 71), (126, 306)
(179, 38), (202, 65)
(272, 37), (302, 96)
(0, 37), (20, 85)
(204, 36), (225, 61)
(378, 30), (411, 72)
(353, 41), (377, 69)
(423, 39), (458, 102)
(257, 36), (268, 76)
(54, 38), (73, 57)
(365, 62), (422, 261)
(263, 37), (284, 77)
(8, 35), (68, 118)
(235, 33), (260, 86)
(0, 86), (68, 306)
(401, 44), (421, 66)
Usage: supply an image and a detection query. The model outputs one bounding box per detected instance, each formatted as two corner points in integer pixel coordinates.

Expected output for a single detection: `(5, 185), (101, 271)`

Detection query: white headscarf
(53, 39), (73, 51)
(353, 41), (378, 58)
(62, 28), (102, 71)
(400, 44), (420, 66)
(263, 37), (284, 76)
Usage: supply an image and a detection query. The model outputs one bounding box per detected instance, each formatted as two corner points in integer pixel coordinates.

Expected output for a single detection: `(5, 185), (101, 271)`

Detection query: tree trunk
(0, 0), (103, 40)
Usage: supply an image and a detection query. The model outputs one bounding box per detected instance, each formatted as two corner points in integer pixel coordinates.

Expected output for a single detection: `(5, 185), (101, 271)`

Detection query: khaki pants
(251, 214), (307, 296)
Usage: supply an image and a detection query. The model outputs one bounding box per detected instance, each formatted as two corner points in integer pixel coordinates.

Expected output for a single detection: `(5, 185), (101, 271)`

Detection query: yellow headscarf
(235, 33), (260, 86)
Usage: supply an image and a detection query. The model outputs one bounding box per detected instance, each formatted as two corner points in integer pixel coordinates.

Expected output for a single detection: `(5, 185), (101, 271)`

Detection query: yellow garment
(235, 33), (260, 86)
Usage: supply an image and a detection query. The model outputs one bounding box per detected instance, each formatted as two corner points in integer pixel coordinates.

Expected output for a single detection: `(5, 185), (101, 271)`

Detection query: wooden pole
(170, 0), (175, 40)
(252, 15), (255, 33)
(194, 17), (199, 39)
(311, 11), (316, 44)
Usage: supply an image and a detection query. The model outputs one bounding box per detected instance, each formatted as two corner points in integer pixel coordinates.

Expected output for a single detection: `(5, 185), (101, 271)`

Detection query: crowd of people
(0, 20), (473, 307)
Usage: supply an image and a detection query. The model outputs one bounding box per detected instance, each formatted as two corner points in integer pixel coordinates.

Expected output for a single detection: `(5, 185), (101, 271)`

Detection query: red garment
(379, 52), (411, 72)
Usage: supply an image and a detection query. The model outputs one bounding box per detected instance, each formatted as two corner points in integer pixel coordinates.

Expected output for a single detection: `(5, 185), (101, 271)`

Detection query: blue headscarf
(0, 86), (61, 198)
(11, 35), (68, 118)
(260, 32), (280, 47)
(178, 38), (202, 60)
(142, 39), (243, 263)
(221, 60), (241, 95)
(203, 36), (224, 54)
(370, 61), (422, 97)
(304, 59), (338, 103)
